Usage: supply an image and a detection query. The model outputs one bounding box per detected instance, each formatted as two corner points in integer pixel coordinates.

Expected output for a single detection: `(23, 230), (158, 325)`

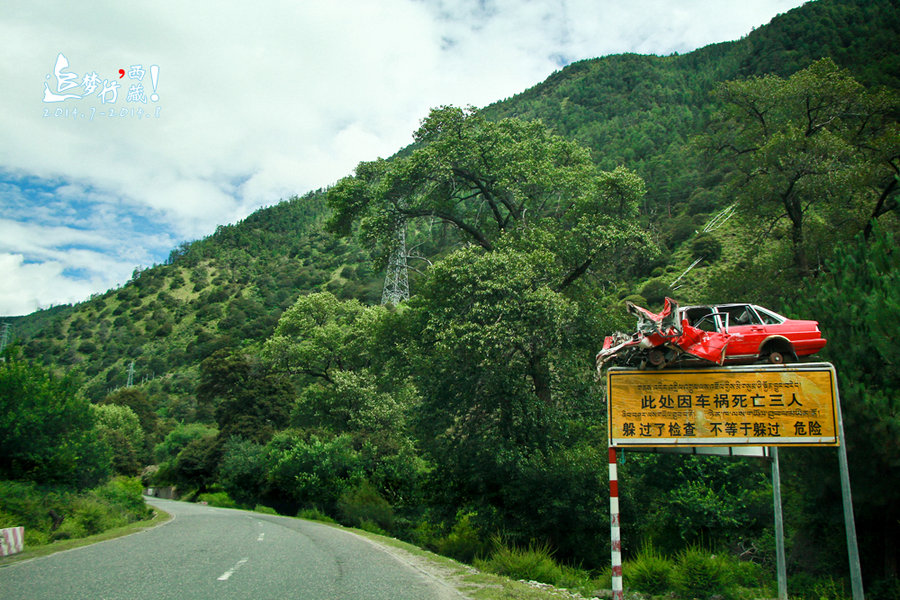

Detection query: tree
(102, 387), (159, 459)
(0, 351), (109, 487)
(261, 292), (370, 382)
(787, 225), (900, 579)
(197, 350), (292, 444)
(402, 243), (608, 558)
(327, 105), (651, 290)
(700, 58), (899, 275)
(92, 404), (145, 475)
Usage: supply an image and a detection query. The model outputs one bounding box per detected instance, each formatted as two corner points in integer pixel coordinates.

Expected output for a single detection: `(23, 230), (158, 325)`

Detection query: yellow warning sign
(607, 364), (839, 447)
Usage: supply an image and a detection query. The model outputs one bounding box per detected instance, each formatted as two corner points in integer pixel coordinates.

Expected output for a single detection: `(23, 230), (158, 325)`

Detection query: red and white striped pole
(609, 446), (624, 600)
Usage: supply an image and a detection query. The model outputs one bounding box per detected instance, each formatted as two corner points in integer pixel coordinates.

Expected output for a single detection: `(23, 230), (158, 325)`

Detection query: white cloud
(0, 0), (807, 315)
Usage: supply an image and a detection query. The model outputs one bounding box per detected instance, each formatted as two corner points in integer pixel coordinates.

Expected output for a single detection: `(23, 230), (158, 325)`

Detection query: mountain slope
(4, 0), (897, 408)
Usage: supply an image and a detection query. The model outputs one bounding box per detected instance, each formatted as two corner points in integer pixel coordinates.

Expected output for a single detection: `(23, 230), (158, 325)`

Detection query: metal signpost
(605, 363), (863, 600)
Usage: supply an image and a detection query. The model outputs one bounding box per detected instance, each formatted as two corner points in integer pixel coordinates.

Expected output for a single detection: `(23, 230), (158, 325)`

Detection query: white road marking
(257, 533), (265, 542)
(217, 557), (249, 581)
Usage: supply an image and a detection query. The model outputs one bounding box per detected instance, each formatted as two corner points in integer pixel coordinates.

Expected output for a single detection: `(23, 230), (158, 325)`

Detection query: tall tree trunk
(791, 222), (809, 276)
(528, 345), (553, 405)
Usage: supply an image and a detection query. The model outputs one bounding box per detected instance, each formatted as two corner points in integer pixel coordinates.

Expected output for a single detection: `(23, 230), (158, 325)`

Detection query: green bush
(729, 559), (766, 588)
(93, 476), (152, 522)
(72, 497), (120, 535)
(197, 491), (237, 508)
(296, 507), (337, 524)
(51, 517), (86, 541)
(1, 478), (153, 548)
(430, 511), (490, 563)
(789, 573), (848, 600)
(869, 577), (900, 600)
(640, 278), (673, 306)
(336, 480), (394, 531)
(691, 233), (722, 261)
(253, 504), (278, 515)
(626, 545), (674, 594)
(476, 538), (564, 586)
(672, 547), (732, 599)
(357, 519), (388, 535)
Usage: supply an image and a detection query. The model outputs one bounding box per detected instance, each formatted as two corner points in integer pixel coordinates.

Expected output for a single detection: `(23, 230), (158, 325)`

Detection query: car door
(716, 304), (767, 358)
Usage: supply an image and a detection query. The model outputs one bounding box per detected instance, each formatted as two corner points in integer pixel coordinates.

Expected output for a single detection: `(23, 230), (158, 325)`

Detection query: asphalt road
(0, 497), (464, 600)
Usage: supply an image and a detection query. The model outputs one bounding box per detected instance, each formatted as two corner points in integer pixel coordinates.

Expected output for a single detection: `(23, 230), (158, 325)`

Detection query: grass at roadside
(347, 525), (607, 600)
(0, 506), (171, 567)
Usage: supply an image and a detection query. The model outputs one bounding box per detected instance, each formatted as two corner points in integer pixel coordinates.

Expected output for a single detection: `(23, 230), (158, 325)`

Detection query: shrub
(640, 278), (673, 306)
(297, 507), (337, 524)
(253, 504), (278, 515)
(869, 577), (900, 600)
(626, 545), (674, 594)
(357, 519), (388, 535)
(51, 518), (86, 541)
(431, 511), (490, 563)
(92, 477), (153, 523)
(197, 491), (237, 508)
(729, 559), (765, 588)
(672, 547), (732, 599)
(621, 293), (648, 307)
(790, 573), (848, 600)
(336, 480), (394, 531)
(476, 538), (564, 586)
(691, 233), (722, 261)
(72, 497), (118, 535)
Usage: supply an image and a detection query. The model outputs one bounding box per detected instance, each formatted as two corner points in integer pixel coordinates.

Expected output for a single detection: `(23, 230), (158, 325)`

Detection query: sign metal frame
(607, 363), (840, 448)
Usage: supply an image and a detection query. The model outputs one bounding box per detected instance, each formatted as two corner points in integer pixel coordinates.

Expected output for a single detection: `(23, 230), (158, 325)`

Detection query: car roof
(680, 303), (757, 310)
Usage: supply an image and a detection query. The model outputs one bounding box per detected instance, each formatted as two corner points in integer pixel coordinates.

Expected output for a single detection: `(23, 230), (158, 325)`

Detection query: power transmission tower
(0, 322), (10, 354)
(126, 360), (135, 387)
(381, 218), (410, 305)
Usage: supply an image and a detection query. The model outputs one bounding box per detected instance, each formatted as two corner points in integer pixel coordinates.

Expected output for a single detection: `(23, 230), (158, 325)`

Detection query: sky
(0, 0), (808, 316)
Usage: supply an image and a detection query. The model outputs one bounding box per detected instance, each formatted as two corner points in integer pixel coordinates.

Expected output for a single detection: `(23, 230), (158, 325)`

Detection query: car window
(720, 305), (761, 326)
(754, 306), (786, 325)
(684, 307), (718, 332)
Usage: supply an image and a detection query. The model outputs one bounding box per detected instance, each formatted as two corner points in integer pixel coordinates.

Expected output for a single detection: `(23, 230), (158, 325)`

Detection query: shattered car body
(596, 297), (826, 373)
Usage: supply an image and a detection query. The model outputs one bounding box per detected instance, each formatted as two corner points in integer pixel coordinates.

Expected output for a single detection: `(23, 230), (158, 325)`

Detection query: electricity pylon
(381, 218), (409, 305)
(0, 323), (10, 354)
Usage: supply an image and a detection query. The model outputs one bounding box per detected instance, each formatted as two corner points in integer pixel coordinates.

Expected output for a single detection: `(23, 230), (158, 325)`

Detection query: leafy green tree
(700, 58), (899, 275)
(0, 351), (109, 488)
(170, 432), (219, 492)
(197, 349), (292, 444)
(327, 106), (651, 289)
(787, 224), (900, 579)
(265, 430), (366, 512)
(620, 454), (771, 556)
(92, 404), (145, 475)
(262, 292), (370, 382)
(154, 422), (218, 464)
(404, 244), (607, 560)
(102, 387), (159, 459)
(218, 437), (268, 507)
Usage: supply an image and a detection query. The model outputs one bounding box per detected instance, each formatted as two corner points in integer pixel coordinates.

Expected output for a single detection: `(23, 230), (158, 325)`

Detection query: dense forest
(2, 0), (898, 597)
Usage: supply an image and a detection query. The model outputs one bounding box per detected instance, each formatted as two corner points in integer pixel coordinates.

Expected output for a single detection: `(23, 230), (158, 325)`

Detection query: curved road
(0, 497), (463, 600)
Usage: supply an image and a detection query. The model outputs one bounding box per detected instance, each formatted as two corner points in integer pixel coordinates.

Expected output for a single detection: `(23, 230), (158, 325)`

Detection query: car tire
(766, 349), (798, 364)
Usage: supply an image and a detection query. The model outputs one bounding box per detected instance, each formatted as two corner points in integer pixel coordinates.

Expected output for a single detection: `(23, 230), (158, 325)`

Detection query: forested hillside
(3, 0), (898, 597)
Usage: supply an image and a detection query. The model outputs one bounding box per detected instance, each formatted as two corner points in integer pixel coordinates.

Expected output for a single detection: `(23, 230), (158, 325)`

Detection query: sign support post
(835, 392), (864, 600)
(609, 447), (624, 600)
(771, 446), (787, 600)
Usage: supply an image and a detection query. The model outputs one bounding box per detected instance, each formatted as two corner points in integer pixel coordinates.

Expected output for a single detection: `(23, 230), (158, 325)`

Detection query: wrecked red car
(596, 298), (827, 372)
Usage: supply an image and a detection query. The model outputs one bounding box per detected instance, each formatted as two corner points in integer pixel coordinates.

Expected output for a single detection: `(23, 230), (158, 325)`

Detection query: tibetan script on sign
(607, 364), (839, 447)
